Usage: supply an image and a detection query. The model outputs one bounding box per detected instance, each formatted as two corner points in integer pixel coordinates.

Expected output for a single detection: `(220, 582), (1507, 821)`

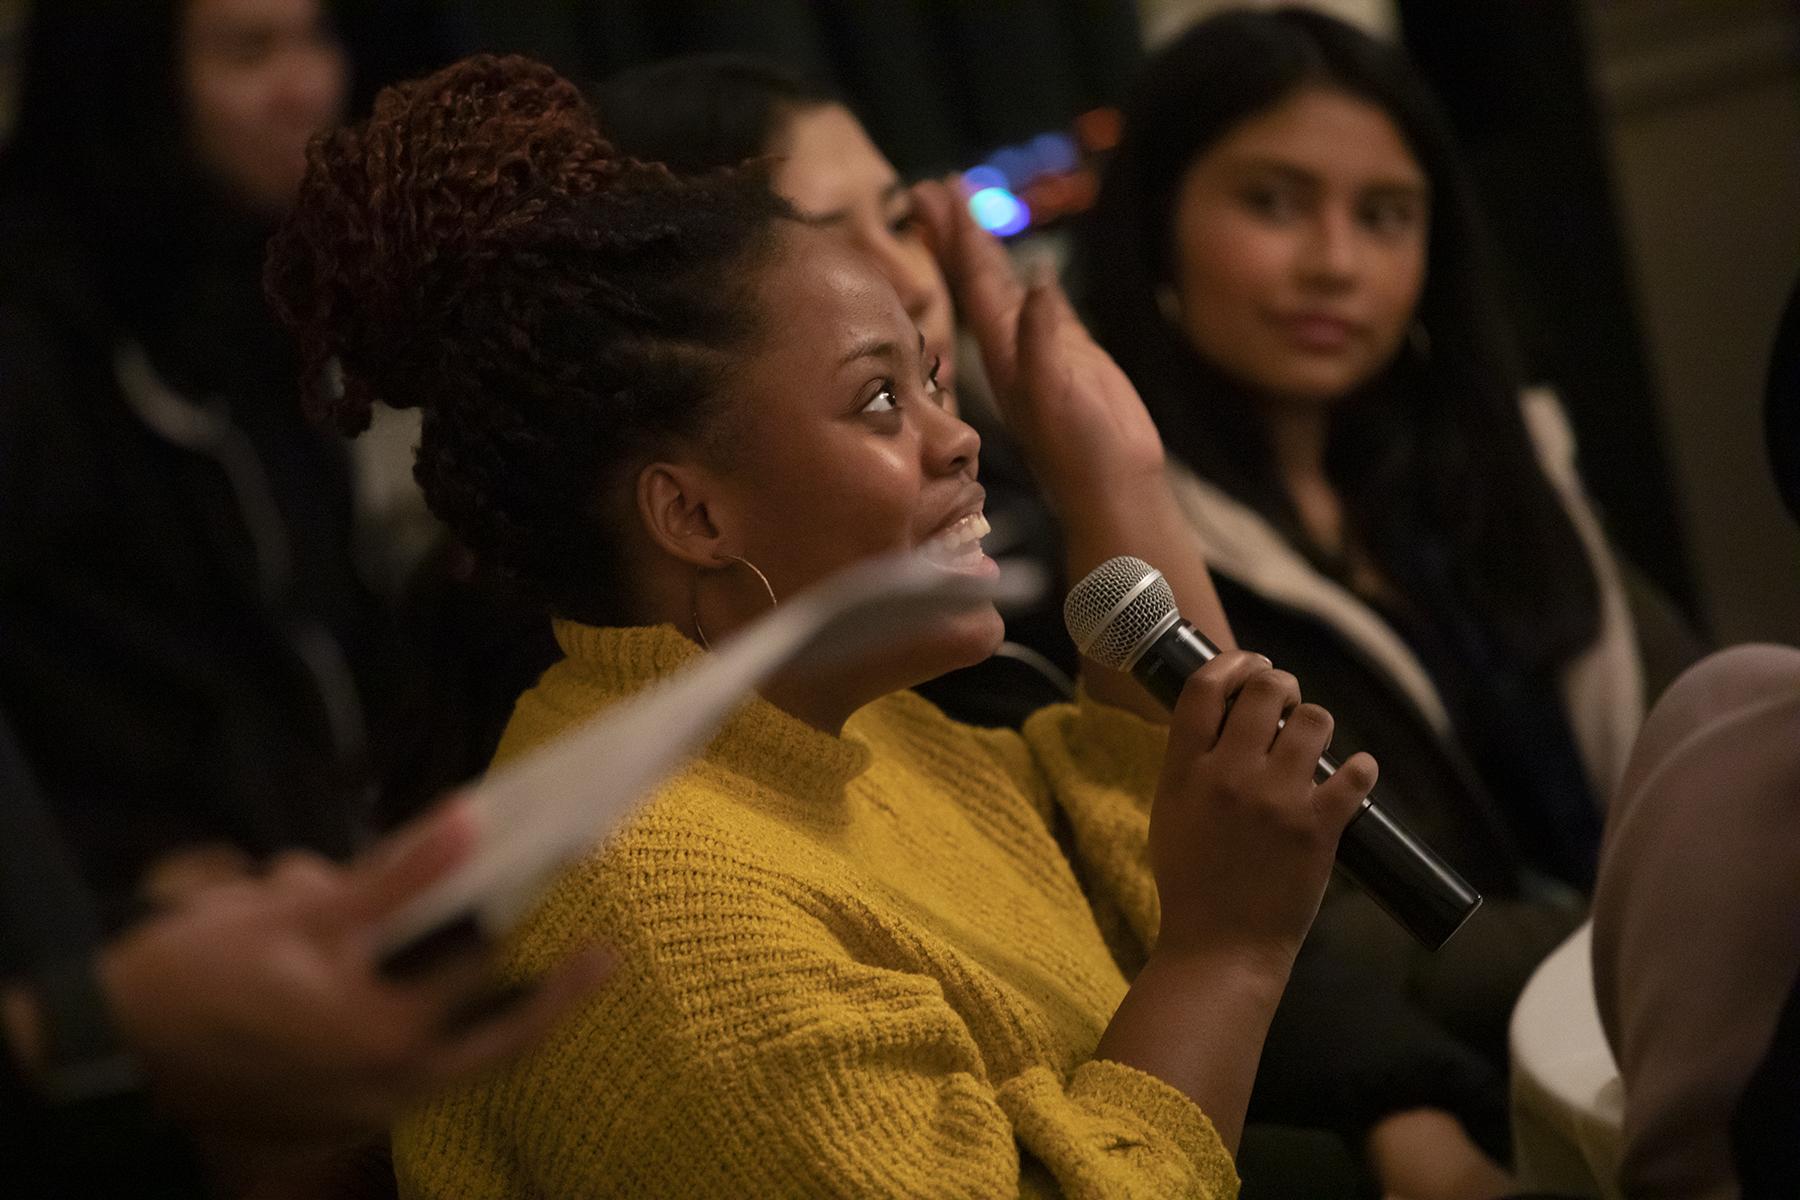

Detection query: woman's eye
(1361, 197), (1421, 236)
(205, 34), (277, 67)
(885, 198), (922, 237)
(925, 356), (943, 397)
(1243, 185), (1300, 222)
(861, 383), (900, 415)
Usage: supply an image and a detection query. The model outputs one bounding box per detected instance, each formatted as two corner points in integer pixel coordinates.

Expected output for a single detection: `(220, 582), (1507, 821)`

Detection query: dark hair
(1, 3), (240, 329)
(1, 2), (185, 212)
(592, 53), (839, 173)
(1079, 7), (1600, 674)
(265, 55), (792, 625)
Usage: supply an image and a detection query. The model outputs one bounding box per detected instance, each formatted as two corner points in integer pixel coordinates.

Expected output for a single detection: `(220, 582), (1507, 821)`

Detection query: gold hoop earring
(691, 554), (778, 651)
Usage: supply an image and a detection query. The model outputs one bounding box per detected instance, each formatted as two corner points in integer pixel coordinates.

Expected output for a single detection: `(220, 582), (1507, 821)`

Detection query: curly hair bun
(266, 54), (615, 432)
(265, 54), (789, 623)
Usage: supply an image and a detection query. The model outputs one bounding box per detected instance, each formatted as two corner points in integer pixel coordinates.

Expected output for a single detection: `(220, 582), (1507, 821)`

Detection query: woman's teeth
(941, 512), (990, 548)
(925, 512), (991, 565)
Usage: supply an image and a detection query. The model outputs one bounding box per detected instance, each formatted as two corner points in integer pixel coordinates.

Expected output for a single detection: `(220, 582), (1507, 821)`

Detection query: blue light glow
(1029, 132), (1079, 175)
(962, 165), (1007, 193)
(968, 187), (1031, 238)
(988, 147), (1033, 191)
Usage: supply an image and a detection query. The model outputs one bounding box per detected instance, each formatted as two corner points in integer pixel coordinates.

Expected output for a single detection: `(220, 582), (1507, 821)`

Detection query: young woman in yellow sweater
(267, 55), (1380, 1198)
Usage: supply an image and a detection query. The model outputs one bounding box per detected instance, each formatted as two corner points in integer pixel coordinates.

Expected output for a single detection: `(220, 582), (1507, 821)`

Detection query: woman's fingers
(334, 798), (479, 933)
(1167, 650), (1276, 753)
(1012, 275), (1067, 420)
(912, 177), (1025, 392)
(139, 843), (260, 911)
(1313, 751), (1379, 829)
(1214, 667), (1302, 759)
(908, 178), (955, 260)
(1014, 269), (1120, 426)
(262, 850), (346, 924)
(1268, 702), (1334, 783)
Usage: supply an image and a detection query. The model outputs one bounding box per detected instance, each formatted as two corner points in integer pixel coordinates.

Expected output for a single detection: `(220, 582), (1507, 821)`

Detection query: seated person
(596, 48), (1524, 1197)
(0, 0), (380, 921)
(1075, 6), (1700, 1174)
(266, 54), (1384, 1197)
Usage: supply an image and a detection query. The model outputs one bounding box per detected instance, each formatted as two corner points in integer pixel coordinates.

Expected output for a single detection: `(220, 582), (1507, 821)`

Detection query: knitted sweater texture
(394, 623), (1236, 1198)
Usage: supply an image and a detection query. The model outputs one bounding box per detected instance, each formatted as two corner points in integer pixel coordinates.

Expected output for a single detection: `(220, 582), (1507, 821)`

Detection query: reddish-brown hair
(266, 55), (789, 623)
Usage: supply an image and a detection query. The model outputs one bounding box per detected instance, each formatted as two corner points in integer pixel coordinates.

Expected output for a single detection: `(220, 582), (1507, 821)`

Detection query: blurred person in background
(593, 53), (1079, 732)
(1077, 6), (1701, 1191)
(0, 8), (604, 1195)
(0, 0), (453, 920)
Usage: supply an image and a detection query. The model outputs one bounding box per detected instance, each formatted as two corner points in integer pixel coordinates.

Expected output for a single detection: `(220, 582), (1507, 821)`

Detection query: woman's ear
(637, 461), (732, 568)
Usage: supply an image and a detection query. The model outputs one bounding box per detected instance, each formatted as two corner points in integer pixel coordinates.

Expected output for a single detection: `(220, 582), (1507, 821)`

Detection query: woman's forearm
(1093, 948), (1287, 1154)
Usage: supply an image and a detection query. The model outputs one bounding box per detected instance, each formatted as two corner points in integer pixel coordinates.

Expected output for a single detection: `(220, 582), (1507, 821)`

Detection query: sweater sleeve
(995, 692), (1169, 972)
(393, 835), (1237, 1200)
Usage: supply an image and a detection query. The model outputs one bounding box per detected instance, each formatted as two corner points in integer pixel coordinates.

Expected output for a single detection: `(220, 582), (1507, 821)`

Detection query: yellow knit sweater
(394, 623), (1237, 1198)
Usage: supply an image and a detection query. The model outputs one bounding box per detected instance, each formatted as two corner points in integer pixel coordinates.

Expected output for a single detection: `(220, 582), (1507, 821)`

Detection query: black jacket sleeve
(0, 707), (103, 977)
(1, 710), (212, 1197)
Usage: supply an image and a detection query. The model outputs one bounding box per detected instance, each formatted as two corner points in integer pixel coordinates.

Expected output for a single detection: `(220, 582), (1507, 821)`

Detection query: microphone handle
(1133, 620), (1481, 951)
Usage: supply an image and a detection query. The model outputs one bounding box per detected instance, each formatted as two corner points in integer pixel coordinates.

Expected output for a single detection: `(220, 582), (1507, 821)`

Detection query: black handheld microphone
(1064, 556), (1481, 950)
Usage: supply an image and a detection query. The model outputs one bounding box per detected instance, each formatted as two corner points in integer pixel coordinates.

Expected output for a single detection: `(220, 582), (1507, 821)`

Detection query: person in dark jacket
(0, 0), (377, 921)
(1075, 8), (1701, 1192)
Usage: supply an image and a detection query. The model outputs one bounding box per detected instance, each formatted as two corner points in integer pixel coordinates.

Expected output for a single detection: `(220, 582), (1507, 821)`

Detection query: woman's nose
(1299, 209), (1361, 288)
(922, 395), (980, 475)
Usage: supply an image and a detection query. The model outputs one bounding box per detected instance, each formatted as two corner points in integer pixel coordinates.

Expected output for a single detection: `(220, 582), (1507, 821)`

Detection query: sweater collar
(550, 620), (873, 805)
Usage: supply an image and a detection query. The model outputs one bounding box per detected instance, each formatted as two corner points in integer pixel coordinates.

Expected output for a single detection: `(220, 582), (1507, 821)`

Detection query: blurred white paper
(377, 551), (1044, 964)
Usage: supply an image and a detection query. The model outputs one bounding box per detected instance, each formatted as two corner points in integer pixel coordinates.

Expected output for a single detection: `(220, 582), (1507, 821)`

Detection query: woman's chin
(913, 605), (1009, 682)
(836, 606), (1012, 708)
(961, 603), (1009, 656)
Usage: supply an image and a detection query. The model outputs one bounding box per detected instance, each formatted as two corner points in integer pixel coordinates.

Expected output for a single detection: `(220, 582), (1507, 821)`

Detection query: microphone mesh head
(1063, 555), (1177, 669)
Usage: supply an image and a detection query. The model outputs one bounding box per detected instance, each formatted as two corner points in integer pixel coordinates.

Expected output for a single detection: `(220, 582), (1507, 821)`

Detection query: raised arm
(915, 179), (1233, 723)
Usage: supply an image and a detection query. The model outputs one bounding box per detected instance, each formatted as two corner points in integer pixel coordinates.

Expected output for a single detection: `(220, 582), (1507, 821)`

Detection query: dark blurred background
(5, 0), (1796, 643)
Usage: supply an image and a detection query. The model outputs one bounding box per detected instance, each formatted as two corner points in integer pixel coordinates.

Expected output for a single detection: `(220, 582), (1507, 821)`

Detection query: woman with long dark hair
(0, 0), (373, 916)
(1078, 5), (1699, 1183)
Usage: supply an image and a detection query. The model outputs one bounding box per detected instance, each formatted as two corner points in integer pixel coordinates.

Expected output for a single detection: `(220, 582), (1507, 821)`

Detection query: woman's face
(771, 104), (961, 409)
(1169, 87), (1429, 407)
(182, 0), (347, 216)
(694, 226), (1002, 687)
